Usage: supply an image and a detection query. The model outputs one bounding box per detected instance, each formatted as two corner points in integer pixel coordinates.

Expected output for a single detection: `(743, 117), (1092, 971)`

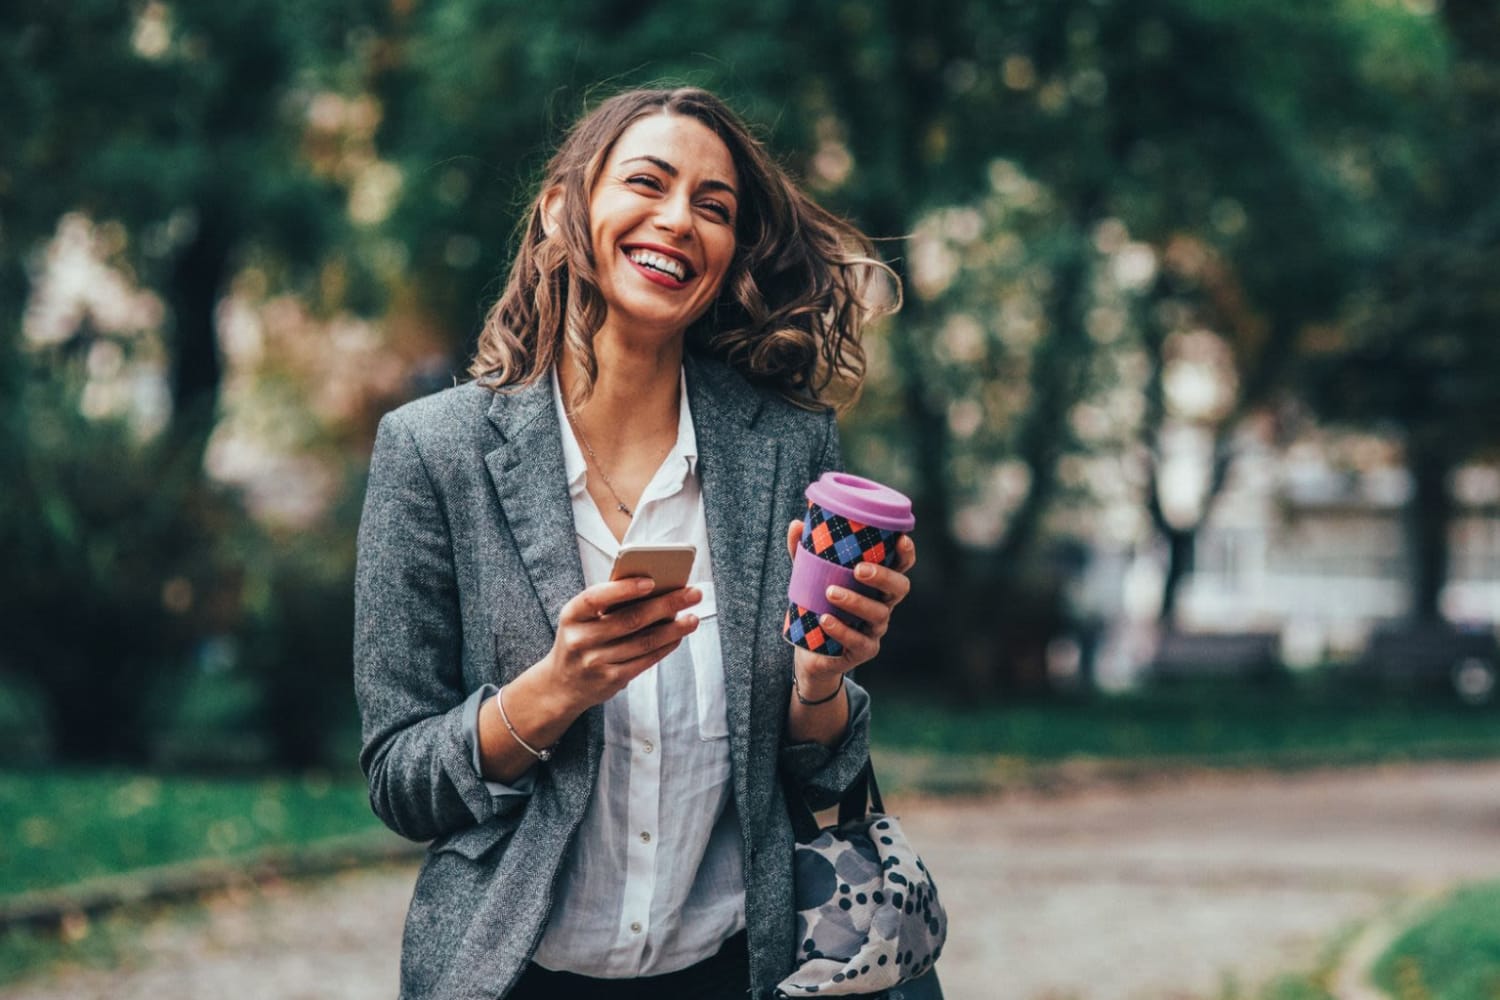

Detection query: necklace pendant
(617, 502), (632, 517)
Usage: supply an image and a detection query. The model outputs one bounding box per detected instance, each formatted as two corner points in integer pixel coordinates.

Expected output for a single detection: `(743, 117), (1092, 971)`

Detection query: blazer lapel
(686, 357), (780, 785)
(483, 377), (586, 634)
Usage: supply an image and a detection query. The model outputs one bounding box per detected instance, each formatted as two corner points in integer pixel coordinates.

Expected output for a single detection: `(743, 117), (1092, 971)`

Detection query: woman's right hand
(477, 577), (700, 782)
(539, 576), (703, 715)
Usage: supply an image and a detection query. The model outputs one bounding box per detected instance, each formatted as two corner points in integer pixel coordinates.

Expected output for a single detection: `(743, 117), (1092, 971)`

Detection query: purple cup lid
(805, 472), (915, 532)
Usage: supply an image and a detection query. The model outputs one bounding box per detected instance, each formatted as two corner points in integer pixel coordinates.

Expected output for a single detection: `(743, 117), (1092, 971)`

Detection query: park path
(5, 760), (1500, 1000)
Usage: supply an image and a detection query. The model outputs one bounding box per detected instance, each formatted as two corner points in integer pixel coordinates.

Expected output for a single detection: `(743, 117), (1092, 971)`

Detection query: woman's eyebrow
(620, 155), (737, 198)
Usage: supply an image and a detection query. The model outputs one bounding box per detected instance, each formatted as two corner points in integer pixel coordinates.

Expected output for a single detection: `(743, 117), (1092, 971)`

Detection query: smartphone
(609, 544), (697, 599)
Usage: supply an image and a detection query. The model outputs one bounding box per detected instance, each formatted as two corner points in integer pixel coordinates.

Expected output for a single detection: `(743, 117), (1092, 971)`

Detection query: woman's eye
(627, 174), (663, 191)
(700, 201), (733, 223)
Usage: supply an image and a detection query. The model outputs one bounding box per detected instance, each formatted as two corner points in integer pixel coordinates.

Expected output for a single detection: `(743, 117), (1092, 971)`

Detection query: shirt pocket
(688, 581), (730, 742)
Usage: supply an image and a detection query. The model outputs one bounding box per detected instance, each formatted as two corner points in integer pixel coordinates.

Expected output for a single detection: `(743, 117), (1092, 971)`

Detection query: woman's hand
(478, 577), (700, 782)
(539, 576), (704, 715)
(785, 519), (917, 697)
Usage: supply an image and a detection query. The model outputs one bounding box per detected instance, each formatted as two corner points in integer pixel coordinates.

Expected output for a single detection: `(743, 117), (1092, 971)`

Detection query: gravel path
(6, 760), (1500, 1000)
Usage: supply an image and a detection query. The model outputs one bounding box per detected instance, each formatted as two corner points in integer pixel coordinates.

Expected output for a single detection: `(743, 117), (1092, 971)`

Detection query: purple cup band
(787, 547), (879, 617)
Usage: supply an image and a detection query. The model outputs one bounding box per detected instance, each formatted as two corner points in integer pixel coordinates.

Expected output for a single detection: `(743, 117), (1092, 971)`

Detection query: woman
(355, 87), (914, 1000)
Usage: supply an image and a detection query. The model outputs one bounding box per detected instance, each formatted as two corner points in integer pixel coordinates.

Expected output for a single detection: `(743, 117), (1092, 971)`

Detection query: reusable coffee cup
(784, 472), (915, 657)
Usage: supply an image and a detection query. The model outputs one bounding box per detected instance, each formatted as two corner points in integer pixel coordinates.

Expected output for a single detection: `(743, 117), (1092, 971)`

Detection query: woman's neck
(557, 335), (682, 450)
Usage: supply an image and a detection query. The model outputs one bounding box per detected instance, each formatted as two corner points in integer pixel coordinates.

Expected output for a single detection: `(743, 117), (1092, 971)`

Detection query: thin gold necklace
(566, 411), (632, 518)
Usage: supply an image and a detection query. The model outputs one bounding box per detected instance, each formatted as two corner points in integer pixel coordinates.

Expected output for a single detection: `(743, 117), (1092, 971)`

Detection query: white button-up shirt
(472, 367), (745, 978)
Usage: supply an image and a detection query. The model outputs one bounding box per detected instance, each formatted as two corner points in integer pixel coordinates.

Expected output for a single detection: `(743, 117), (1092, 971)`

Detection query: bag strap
(781, 757), (882, 843)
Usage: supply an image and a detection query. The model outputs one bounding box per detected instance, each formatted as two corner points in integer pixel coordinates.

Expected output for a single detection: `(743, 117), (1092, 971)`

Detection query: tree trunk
(1158, 527), (1195, 625)
(1407, 440), (1452, 624)
(996, 228), (1094, 569)
(166, 208), (232, 452)
(883, 293), (961, 580)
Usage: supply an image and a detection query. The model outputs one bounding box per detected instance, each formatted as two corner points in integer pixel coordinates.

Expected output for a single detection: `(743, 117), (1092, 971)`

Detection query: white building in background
(1169, 435), (1500, 668)
(1082, 428), (1500, 692)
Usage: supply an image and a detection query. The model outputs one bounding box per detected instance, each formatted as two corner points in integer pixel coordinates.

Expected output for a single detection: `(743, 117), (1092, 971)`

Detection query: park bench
(1147, 630), (1283, 683)
(1357, 622), (1499, 706)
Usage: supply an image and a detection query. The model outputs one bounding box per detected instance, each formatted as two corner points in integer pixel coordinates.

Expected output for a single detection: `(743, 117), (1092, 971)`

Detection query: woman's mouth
(623, 246), (694, 288)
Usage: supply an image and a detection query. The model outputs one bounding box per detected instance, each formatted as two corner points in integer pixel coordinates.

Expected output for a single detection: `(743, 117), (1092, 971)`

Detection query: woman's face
(584, 113), (739, 345)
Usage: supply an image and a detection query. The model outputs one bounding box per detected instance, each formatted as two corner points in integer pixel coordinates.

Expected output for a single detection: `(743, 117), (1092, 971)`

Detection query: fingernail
(826, 585), (846, 601)
(820, 614), (834, 628)
(684, 614), (699, 628)
(855, 564), (875, 580)
(636, 577), (655, 592)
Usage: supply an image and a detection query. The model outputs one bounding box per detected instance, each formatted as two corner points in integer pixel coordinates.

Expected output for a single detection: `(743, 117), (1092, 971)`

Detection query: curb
(1327, 889), (1445, 1000)
(0, 830), (424, 934)
(871, 749), (1500, 800)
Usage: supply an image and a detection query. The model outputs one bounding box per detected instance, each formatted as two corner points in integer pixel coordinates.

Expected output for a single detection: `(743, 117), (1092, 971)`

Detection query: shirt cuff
(463, 683), (538, 803)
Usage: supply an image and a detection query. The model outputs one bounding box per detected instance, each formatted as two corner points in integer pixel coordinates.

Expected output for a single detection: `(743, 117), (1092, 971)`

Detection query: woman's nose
(653, 192), (694, 236)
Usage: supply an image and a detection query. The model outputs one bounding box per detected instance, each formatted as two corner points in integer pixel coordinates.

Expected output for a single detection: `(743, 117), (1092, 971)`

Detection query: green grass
(0, 770), (382, 897)
(1372, 881), (1500, 1000)
(0, 905), (152, 985)
(868, 681), (1500, 767)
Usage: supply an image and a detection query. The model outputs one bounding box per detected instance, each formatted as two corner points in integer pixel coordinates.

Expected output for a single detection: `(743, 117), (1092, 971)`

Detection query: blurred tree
(0, 344), (228, 761)
(1300, 0), (1500, 624)
(0, 0), (388, 764)
(977, 1), (1405, 631)
(365, 0), (1426, 692)
(818, 0), (1406, 681)
(0, 0), (372, 451)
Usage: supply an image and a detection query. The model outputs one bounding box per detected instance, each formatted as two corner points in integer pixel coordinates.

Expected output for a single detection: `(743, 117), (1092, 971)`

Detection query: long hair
(469, 87), (899, 410)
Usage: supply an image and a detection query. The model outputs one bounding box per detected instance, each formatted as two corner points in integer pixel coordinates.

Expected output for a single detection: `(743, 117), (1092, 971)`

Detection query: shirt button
(640, 831), (651, 844)
(630, 921), (642, 934)
(642, 739), (654, 754)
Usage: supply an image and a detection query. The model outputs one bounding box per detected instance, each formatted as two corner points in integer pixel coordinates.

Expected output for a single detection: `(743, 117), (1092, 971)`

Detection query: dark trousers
(507, 932), (750, 1000)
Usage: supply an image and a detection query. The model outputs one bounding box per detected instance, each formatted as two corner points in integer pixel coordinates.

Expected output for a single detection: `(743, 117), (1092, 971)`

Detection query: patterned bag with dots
(776, 762), (947, 998)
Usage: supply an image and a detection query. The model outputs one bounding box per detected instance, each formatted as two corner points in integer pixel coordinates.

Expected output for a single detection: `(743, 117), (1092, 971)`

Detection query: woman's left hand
(784, 520), (917, 687)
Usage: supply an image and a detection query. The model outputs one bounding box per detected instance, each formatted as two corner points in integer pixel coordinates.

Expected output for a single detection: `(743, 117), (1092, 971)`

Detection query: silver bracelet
(495, 685), (554, 762)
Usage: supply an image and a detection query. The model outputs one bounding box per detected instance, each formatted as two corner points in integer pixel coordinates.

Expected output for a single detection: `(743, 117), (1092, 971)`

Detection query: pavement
(5, 760), (1500, 1000)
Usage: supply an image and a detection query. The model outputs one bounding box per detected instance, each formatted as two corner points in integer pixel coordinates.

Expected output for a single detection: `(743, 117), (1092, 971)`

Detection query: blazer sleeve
(778, 407), (874, 810)
(354, 411), (519, 842)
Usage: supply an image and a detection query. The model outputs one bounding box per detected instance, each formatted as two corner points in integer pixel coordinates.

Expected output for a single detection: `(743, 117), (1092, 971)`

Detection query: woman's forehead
(606, 113), (738, 191)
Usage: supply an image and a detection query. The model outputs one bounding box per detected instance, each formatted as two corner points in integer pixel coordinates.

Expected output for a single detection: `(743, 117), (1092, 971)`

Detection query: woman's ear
(540, 186), (564, 238)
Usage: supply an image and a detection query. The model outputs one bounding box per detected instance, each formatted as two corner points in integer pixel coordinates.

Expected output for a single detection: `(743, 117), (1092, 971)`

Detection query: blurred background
(3, 0), (1500, 997)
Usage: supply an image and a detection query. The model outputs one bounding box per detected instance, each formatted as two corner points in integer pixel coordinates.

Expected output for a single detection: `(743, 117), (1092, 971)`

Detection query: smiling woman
(471, 87), (892, 412)
(354, 86), (913, 1000)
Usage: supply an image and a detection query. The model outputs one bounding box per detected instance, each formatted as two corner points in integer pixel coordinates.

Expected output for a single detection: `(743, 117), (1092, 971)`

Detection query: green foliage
(1294, 4), (1500, 620)
(0, 769), (377, 896)
(0, 354), (228, 763)
(0, 332), (365, 769)
(1253, 982), (1335, 1000)
(232, 483), (365, 771)
(1373, 882), (1500, 1000)
(868, 679), (1500, 765)
(0, 0), (376, 429)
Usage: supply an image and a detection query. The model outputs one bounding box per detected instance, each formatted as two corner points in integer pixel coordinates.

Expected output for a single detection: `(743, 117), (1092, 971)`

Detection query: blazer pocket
(428, 819), (516, 861)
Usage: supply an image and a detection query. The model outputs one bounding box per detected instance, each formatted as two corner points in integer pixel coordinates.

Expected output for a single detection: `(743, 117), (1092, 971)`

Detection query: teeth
(627, 249), (687, 281)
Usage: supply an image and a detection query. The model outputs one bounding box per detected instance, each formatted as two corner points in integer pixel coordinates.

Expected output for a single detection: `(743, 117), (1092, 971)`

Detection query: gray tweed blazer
(354, 353), (872, 999)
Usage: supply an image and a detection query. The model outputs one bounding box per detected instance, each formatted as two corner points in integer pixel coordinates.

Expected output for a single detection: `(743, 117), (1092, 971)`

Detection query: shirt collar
(550, 366), (698, 500)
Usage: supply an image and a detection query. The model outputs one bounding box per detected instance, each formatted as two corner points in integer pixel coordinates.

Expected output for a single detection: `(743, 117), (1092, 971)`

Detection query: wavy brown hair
(468, 87), (899, 410)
